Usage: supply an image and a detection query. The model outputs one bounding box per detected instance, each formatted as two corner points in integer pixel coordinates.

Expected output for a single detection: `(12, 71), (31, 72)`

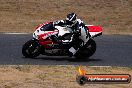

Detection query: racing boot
(68, 47), (77, 57)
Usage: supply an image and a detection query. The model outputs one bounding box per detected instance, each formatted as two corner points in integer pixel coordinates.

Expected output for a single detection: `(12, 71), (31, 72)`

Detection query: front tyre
(22, 39), (41, 58)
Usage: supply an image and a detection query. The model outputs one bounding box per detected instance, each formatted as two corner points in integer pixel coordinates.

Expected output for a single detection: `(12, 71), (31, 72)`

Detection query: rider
(52, 12), (90, 57)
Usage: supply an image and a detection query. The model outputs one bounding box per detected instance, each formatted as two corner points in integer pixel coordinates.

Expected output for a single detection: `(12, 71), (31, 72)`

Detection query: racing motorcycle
(22, 22), (102, 59)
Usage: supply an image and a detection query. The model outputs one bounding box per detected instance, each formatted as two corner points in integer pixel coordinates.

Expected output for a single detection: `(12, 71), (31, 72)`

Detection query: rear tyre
(75, 39), (96, 59)
(22, 39), (41, 58)
(85, 39), (96, 57)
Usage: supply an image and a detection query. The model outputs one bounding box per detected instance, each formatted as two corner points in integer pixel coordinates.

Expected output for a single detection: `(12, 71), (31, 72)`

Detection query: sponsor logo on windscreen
(76, 66), (131, 85)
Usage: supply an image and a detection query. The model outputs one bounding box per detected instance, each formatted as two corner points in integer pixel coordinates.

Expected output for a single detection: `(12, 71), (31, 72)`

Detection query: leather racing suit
(53, 19), (90, 56)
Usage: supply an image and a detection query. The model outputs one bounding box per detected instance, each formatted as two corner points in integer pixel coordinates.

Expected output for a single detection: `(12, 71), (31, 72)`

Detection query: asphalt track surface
(0, 34), (132, 66)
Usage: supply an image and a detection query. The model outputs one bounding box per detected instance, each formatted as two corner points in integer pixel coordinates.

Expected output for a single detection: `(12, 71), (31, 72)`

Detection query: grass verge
(0, 65), (131, 88)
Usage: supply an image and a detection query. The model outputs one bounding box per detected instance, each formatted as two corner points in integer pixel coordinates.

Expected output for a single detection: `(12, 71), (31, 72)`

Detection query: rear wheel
(22, 39), (41, 58)
(75, 39), (96, 59)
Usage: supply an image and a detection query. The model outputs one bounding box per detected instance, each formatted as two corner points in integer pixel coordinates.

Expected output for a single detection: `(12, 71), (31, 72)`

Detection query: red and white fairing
(86, 25), (102, 37)
(33, 22), (57, 40)
(33, 22), (102, 41)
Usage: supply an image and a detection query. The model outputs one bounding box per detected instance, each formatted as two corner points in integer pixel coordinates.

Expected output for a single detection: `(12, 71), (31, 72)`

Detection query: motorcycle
(22, 22), (102, 59)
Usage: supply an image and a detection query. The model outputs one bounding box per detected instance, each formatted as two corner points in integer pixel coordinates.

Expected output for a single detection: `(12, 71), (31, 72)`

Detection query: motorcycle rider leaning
(52, 13), (90, 57)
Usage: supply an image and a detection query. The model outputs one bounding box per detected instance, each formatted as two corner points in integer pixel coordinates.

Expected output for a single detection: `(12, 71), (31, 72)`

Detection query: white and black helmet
(66, 13), (77, 27)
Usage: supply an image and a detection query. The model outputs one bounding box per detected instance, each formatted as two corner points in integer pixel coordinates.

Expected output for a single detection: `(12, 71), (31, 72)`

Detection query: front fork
(32, 38), (45, 54)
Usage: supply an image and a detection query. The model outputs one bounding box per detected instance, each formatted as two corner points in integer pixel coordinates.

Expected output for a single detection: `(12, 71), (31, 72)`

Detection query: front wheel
(75, 39), (96, 59)
(22, 39), (41, 58)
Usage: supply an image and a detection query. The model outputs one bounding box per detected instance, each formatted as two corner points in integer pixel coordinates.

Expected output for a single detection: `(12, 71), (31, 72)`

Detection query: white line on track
(2, 33), (30, 34)
(90, 66), (112, 67)
(59, 65), (112, 67)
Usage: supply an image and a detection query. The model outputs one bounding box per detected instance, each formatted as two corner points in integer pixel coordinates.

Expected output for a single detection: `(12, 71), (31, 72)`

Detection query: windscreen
(40, 22), (55, 31)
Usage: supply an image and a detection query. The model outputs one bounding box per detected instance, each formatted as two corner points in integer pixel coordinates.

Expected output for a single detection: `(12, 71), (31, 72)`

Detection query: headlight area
(33, 33), (38, 39)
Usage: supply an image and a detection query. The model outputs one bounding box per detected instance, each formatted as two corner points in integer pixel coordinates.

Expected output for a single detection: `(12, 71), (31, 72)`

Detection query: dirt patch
(0, 65), (131, 88)
(0, 0), (131, 35)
